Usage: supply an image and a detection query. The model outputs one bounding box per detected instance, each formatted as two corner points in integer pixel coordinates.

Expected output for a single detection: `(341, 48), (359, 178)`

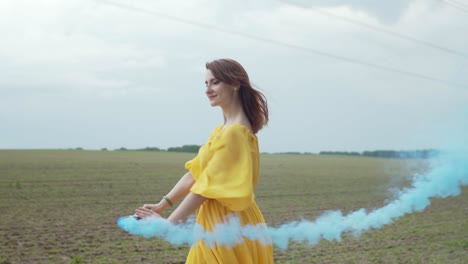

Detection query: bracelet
(163, 196), (174, 207)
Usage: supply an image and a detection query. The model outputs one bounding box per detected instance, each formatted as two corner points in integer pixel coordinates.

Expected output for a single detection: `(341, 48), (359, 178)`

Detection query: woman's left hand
(135, 207), (163, 219)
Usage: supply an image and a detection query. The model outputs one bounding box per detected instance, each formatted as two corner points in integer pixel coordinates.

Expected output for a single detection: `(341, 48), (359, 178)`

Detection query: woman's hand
(142, 202), (165, 214)
(134, 206), (162, 219)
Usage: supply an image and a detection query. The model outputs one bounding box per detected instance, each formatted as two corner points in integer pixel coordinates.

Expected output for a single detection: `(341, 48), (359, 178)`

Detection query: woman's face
(205, 69), (237, 107)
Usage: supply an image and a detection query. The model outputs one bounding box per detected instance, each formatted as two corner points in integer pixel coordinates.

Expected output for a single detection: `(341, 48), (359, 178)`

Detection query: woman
(135, 58), (273, 263)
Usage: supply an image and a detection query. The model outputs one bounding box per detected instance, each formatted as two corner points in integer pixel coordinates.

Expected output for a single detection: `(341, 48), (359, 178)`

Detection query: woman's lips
(208, 95), (216, 100)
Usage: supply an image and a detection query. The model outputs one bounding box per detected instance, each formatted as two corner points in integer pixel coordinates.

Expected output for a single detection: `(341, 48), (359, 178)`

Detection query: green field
(0, 150), (467, 264)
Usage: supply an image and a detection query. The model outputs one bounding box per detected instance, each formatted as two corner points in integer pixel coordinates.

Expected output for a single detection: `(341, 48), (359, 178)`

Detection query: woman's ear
(233, 82), (241, 91)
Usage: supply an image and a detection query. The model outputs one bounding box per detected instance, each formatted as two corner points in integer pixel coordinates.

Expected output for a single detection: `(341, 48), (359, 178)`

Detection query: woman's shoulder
(224, 123), (253, 133)
(220, 123), (256, 141)
(208, 124), (224, 138)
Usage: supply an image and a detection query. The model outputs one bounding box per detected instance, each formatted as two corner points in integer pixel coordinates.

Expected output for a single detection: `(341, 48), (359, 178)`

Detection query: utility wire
(279, 0), (468, 58)
(449, 0), (468, 8)
(95, 0), (468, 88)
(442, 0), (468, 12)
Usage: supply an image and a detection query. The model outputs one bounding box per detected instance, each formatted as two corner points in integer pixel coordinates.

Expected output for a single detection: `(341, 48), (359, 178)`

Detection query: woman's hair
(206, 58), (269, 134)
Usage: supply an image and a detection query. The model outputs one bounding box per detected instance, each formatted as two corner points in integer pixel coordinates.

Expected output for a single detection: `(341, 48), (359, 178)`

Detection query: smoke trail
(117, 149), (468, 249)
(267, 149), (468, 249)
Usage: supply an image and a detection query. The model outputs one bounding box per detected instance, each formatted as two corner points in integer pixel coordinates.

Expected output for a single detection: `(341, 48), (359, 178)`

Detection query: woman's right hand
(142, 202), (165, 214)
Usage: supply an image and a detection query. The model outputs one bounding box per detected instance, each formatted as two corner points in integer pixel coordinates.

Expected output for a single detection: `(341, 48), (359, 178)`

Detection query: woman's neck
(221, 99), (245, 126)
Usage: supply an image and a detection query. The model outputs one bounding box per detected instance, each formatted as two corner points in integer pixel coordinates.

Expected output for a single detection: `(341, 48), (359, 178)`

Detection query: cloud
(0, 0), (467, 152)
(279, 0), (413, 24)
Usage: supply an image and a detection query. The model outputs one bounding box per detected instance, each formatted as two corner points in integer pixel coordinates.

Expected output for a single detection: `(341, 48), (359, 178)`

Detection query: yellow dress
(184, 124), (274, 264)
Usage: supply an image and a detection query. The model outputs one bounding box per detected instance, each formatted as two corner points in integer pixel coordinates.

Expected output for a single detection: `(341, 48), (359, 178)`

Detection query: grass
(0, 150), (466, 263)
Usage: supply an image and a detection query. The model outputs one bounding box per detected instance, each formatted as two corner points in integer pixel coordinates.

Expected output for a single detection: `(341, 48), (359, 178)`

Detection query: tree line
(96, 145), (202, 153)
(319, 149), (438, 159)
(73, 146), (439, 158)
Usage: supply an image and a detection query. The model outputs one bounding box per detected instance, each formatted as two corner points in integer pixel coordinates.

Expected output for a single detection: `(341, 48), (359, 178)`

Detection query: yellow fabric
(184, 124), (273, 264)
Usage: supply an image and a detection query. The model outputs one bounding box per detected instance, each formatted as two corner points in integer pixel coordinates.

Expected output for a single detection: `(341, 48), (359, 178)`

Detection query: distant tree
(319, 151), (360, 156)
(362, 150), (395, 158)
(167, 145), (201, 153)
(137, 147), (161, 152)
(101, 148), (108, 151)
(277, 152), (302, 155)
(75, 147), (83, 151)
(116, 147), (128, 151)
(361, 149), (439, 159)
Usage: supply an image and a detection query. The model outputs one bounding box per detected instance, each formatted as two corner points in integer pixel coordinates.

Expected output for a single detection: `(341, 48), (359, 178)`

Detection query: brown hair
(206, 58), (269, 134)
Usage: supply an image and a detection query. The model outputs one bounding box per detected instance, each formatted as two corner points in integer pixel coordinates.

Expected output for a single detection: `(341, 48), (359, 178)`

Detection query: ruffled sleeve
(187, 125), (256, 211)
(184, 125), (223, 181)
(185, 155), (201, 180)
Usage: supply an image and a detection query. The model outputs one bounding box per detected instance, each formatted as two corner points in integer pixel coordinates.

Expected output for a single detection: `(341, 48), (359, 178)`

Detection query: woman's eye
(213, 81), (219, 84)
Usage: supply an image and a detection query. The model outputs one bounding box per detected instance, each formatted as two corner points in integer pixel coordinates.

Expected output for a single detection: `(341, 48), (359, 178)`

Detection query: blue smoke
(117, 149), (468, 250)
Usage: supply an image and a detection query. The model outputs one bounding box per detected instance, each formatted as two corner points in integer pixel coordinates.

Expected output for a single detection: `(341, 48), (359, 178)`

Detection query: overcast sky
(1, 0), (467, 153)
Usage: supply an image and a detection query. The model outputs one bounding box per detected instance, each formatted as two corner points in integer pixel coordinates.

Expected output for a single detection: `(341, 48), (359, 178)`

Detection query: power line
(442, 0), (468, 12)
(279, 0), (468, 58)
(449, 0), (468, 8)
(444, 0), (468, 12)
(95, 0), (468, 88)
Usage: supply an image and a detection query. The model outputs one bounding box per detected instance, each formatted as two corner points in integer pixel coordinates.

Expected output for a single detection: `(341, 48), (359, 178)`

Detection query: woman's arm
(135, 189), (207, 223)
(163, 172), (195, 206)
(167, 192), (206, 224)
(141, 171), (195, 213)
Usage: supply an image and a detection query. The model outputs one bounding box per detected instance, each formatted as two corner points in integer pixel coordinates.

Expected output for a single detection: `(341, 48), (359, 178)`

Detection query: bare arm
(141, 172), (195, 213)
(135, 176), (207, 222)
(163, 172), (195, 206)
(167, 192), (206, 224)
